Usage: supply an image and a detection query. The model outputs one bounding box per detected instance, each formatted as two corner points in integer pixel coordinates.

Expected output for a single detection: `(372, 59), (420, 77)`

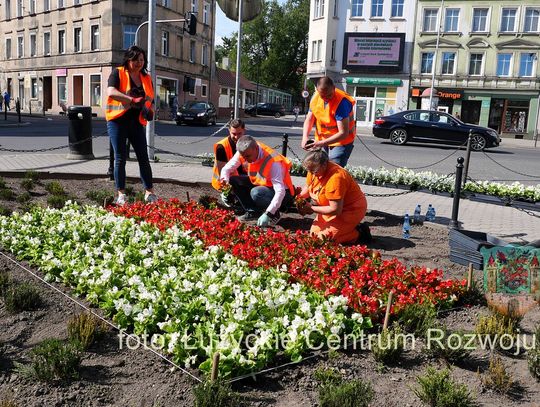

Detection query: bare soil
(0, 174), (538, 407)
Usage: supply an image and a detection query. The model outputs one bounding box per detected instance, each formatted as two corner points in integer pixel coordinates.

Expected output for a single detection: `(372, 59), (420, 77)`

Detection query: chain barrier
(481, 150), (540, 178)
(355, 134), (468, 170)
(156, 119), (231, 146)
(287, 145), (303, 161)
(0, 130), (108, 153)
(364, 189), (416, 198)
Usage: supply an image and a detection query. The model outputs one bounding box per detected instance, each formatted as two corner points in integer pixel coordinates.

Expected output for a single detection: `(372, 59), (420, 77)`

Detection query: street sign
(302, 90), (309, 98)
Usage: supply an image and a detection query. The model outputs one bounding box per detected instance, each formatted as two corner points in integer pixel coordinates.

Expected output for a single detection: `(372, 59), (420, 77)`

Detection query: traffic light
(185, 13), (197, 35)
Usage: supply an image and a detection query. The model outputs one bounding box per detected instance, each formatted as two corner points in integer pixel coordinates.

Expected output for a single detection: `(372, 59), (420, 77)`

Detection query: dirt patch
(0, 174), (538, 407)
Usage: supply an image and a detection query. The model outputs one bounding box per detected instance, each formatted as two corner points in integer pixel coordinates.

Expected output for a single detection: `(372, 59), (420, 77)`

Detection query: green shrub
(0, 188), (14, 201)
(23, 170), (40, 182)
(0, 205), (11, 217)
(425, 325), (473, 364)
(134, 191), (145, 202)
(399, 301), (437, 337)
(371, 325), (405, 365)
(20, 178), (34, 191)
(3, 282), (42, 312)
(480, 355), (515, 394)
(85, 190), (114, 206)
(67, 312), (107, 350)
(528, 325), (540, 380)
(124, 185), (135, 196)
(314, 367), (344, 387)
(314, 368), (374, 407)
(46, 194), (68, 209)
(44, 181), (65, 196)
(413, 367), (476, 407)
(475, 312), (519, 351)
(193, 379), (242, 407)
(0, 177), (6, 189)
(16, 192), (31, 204)
(198, 195), (218, 210)
(15, 339), (81, 382)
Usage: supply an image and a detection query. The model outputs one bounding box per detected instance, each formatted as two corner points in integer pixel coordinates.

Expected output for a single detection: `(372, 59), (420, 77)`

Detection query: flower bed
(111, 199), (465, 318)
(0, 203), (369, 377)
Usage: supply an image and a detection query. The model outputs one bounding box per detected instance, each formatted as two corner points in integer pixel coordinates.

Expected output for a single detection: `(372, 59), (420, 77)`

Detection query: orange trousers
(310, 202), (367, 244)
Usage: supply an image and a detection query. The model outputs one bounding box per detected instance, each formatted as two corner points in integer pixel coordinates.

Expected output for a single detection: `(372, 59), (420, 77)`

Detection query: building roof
(216, 67), (257, 91)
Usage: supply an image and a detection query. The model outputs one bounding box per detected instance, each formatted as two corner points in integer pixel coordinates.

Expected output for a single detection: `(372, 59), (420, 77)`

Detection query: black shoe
(356, 223), (373, 244)
(107, 168), (114, 181)
(237, 211), (259, 222)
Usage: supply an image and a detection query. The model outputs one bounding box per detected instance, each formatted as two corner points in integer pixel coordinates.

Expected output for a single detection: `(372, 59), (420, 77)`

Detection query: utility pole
(233, 0), (244, 119)
(146, 0), (156, 160)
(429, 0), (444, 111)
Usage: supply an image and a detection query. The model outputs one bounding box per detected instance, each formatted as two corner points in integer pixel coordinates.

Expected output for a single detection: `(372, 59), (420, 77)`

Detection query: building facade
(306, 0), (417, 126)
(0, 0), (215, 119)
(411, 0), (540, 136)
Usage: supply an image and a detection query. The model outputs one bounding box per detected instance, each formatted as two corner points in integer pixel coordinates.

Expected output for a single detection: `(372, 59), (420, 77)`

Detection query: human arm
(219, 151), (242, 183)
(264, 162), (286, 215)
(214, 145), (229, 173)
(307, 199), (343, 216)
(106, 69), (143, 107)
(301, 111), (316, 149)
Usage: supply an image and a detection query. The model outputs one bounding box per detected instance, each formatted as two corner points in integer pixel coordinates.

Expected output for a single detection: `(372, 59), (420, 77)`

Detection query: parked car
(372, 110), (501, 151)
(176, 101), (217, 126)
(245, 103), (286, 118)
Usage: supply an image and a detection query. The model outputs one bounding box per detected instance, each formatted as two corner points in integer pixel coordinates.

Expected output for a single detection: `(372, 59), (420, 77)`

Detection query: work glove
(257, 213), (270, 227)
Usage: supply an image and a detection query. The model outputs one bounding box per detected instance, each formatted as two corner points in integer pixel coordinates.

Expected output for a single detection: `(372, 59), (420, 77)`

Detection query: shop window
(351, 0), (363, 17)
(503, 101), (529, 133)
(90, 74), (101, 106)
(31, 78), (38, 98)
(472, 8), (488, 32)
(57, 76), (67, 104)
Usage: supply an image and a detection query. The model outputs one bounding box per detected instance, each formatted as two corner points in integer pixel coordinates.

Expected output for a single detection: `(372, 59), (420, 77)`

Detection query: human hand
(257, 213), (271, 227)
(302, 139), (315, 150)
(130, 96), (144, 108)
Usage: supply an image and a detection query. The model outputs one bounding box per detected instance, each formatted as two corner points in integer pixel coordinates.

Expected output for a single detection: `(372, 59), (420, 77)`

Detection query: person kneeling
(220, 135), (295, 227)
(296, 149), (371, 244)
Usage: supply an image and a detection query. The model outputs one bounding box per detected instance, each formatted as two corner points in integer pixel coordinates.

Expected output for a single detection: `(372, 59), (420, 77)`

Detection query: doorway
(461, 100), (481, 124)
(73, 75), (83, 105)
(43, 76), (52, 111)
(356, 99), (373, 125)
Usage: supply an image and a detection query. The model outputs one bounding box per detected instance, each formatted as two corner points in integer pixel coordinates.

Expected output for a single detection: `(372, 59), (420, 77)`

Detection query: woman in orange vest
(296, 149), (371, 244)
(106, 45), (157, 206)
(301, 76), (356, 167)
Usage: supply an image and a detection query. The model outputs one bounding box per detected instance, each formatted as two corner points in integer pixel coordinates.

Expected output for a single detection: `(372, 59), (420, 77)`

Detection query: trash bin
(67, 105), (94, 160)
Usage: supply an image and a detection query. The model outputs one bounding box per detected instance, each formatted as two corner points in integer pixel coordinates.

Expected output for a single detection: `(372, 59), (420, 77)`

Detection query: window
(57, 76), (67, 103)
(90, 74), (101, 106)
(189, 40), (196, 62)
(5, 38), (12, 59)
(123, 24), (137, 49)
(190, 0), (196, 13)
(74, 0), (80, 4)
(30, 33), (37, 57)
(351, 0), (363, 17)
(161, 0), (170, 7)
(333, 0), (338, 17)
(314, 0), (324, 18)
(519, 53), (536, 77)
(91, 25), (99, 50)
(29, 0), (36, 14)
(17, 0), (22, 17)
(472, 8), (488, 32)
(500, 8), (517, 32)
(58, 0), (64, 7)
(371, 0), (383, 17)
(423, 9), (438, 32)
(5, 0), (11, 19)
(420, 52), (434, 74)
(496, 53), (512, 76)
(202, 44), (208, 65)
(330, 39), (336, 61)
(31, 78), (38, 98)
(44, 0), (50, 11)
(43, 32), (50, 55)
(161, 31), (169, 56)
(469, 53), (483, 75)
(58, 29), (65, 54)
(311, 40), (322, 61)
(391, 0), (403, 17)
(203, 2), (209, 24)
(444, 8), (459, 32)
(524, 8), (540, 32)
(17, 36), (23, 58)
(201, 84), (207, 97)
(441, 52), (456, 74)
(74, 27), (82, 52)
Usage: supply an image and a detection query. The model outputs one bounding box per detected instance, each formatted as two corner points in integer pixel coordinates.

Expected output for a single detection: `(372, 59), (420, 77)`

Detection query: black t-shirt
(216, 136), (245, 174)
(107, 68), (145, 122)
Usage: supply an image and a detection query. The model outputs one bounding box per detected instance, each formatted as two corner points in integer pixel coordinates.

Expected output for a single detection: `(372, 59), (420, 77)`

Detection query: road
(0, 114), (539, 186)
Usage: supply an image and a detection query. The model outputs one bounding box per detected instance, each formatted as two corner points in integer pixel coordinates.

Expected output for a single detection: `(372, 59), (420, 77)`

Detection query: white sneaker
(145, 193), (158, 203)
(115, 194), (127, 206)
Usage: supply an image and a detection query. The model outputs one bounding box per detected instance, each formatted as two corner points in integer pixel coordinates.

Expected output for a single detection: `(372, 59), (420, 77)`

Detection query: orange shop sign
(412, 88), (463, 100)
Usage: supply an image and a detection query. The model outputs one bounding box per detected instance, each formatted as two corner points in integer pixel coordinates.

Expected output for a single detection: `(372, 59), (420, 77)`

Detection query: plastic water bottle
(426, 204), (436, 222)
(402, 214), (411, 239)
(413, 204), (422, 224)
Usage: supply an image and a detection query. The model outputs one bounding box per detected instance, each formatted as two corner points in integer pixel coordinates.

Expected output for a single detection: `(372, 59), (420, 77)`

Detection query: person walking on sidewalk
(301, 76), (356, 167)
(219, 135), (296, 227)
(105, 45), (157, 206)
(3, 91), (11, 111)
(293, 105), (300, 122)
(296, 149), (370, 244)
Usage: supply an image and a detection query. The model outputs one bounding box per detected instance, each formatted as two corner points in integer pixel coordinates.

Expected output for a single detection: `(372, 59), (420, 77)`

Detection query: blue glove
(257, 213), (271, 227)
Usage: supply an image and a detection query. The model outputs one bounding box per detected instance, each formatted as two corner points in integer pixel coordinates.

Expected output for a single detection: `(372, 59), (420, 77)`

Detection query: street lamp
(428, 0), (444, 110)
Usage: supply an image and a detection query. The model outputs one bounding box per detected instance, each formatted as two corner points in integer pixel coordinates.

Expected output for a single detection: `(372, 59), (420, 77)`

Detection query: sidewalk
(0, 153), (538, 242)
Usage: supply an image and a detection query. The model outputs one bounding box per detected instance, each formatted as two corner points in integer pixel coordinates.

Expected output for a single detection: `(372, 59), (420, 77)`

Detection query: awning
(346, 77), (402, 86)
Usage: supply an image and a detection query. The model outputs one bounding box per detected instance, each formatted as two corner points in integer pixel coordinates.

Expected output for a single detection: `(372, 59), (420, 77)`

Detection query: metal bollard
(449, 157), (464, 229)
(16, 99), (21, 123)
(462, 130), (473, 187)
(282, 133), (288, 157)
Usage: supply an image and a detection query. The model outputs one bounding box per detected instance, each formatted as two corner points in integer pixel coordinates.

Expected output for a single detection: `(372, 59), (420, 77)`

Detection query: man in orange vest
(211, 119), (247, 207)
(220, 135), (296, 227)
(301, 76), (356, 167)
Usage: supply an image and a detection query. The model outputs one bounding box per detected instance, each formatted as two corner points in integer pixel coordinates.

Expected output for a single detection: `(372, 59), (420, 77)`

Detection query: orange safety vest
(105, 66), (154, 126)
(310, 88), (356, 147)
(211, 136), (237, 190)
(238, 142), (295, 195)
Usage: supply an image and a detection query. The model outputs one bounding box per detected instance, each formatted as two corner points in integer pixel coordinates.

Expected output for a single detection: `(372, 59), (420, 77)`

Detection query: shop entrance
(73, 76), (83, 105)
(356, 99), (374, 125)
(461, 100), (481, 124)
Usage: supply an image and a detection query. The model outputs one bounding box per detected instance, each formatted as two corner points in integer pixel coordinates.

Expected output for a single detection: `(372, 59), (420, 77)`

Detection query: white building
(306, 0), (417, 126)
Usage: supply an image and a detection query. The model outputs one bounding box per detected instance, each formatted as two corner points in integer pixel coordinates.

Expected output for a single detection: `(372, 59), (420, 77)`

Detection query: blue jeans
(107, 118), (153, 191)
(325, 143), (354, 167)
(229, 175), (293, 213)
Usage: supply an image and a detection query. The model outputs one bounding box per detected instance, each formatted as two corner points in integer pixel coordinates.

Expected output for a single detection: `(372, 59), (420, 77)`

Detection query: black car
(176, 101), (217, 126)
(245, 103), (286, 118)
(372, 110), (501, 151)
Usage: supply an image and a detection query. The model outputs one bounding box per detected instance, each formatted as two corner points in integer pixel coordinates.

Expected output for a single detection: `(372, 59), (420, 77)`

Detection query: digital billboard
(343, 33), (405, 73)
